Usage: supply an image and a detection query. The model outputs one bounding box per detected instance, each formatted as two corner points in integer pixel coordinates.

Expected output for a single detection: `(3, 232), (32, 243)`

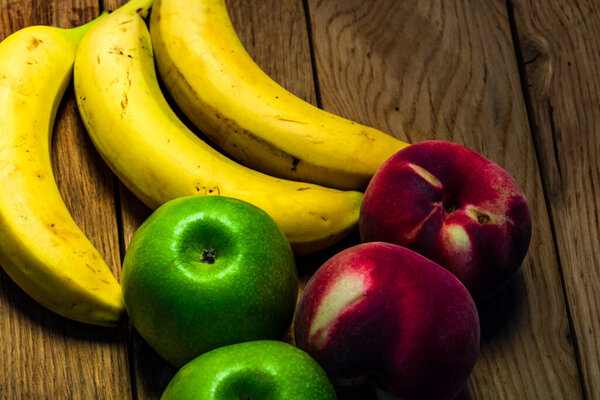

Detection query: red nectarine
(295, 242), (480, 400)
(360, 141), (532, 300)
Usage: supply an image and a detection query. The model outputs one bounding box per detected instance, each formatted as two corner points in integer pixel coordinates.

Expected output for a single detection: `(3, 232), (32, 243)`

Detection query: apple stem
(200, 248), (217, 264)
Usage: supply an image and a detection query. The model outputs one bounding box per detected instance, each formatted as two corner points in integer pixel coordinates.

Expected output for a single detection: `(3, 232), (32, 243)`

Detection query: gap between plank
(112, 179), (139, 400)
(504, 1), (588, 399)
(101, 2), (138, 397)
(302, 0), (323, 109)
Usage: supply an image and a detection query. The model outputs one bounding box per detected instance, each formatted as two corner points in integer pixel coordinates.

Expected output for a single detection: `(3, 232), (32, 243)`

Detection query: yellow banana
(74, 0), (362, 255)
(0, 14), (124, 326)
(149, 0), (409, 191)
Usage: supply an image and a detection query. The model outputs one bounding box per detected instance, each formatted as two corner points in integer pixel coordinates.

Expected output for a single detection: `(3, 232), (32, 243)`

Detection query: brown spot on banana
(360, 130), (375, 142)
(27, 37), (42, 50)
(275, 116), (308, 124)
(291, 157), (300, 172)
(109, 46), (124, 55)
(195, 185), (221, 195)
(121, 92), (128, 111)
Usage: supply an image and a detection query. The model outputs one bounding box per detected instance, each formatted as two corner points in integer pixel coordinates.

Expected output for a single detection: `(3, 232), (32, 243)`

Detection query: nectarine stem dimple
(477, 214), (490, 224)
(444, 199), (460, 215)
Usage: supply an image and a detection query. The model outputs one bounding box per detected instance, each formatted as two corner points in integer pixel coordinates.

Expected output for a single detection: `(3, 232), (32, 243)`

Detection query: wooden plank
(306, 0), (583, 398)
(0, 1), (132, 399)
(511, 0), (600, 398)
(120, 187), (171, 400)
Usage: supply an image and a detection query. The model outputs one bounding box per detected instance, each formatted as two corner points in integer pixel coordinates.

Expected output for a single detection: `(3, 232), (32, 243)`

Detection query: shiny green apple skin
(161, 340), (337, 400)
(122, 196), (298, 367)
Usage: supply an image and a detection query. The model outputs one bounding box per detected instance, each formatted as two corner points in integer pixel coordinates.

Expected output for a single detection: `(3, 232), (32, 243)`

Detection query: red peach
(359, 140), (532, 301)
(295, 242), (480, 400)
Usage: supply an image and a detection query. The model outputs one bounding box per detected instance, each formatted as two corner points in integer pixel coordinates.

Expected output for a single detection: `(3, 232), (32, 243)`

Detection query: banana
(74, 0), (362, 255)
(149, 0), (409, 191)
(0, 14), (124, 326)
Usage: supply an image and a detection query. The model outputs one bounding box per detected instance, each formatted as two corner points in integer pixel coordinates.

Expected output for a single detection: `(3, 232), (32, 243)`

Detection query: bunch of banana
(149, 0), (409, 190)
(74, 0), (363, 255)
(0, 14), (124, 326)
(1, 0), (405, 322)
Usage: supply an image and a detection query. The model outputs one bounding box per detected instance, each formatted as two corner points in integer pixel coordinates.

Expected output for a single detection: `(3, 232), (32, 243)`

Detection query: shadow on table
(129, 327), (177, 399)
(295, 229), (362, 279)
(0, 267), (126, 343)
(0, 266), (176, 398)
(457, 269), (527, 400)
(477, 268), (526, 342)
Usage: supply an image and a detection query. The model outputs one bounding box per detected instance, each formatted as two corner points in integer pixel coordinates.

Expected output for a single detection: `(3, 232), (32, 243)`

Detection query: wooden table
(1, 0), (598, 398)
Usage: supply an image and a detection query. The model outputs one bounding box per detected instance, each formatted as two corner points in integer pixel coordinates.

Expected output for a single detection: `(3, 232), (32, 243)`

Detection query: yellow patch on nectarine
(407, 163), (442, 188)
(309, 272), (368, 349)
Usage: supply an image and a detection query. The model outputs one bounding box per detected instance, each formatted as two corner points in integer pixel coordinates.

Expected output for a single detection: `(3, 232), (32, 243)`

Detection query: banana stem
(113, 0), (154, 18)
(65, 0), (154, 43)
(66, 11), (109, 42)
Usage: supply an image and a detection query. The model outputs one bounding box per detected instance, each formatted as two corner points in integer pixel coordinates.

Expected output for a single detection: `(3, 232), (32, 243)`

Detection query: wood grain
(0, 1), (131, 399)
(511, 0), (600, 398)
(1, 0), (595, 398)
(306, 0), (583, 398)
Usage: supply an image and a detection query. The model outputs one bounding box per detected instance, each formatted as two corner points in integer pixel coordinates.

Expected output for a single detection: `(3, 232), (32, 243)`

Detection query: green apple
(161, 340), (337, 400)
(122, 196), (298, 367)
